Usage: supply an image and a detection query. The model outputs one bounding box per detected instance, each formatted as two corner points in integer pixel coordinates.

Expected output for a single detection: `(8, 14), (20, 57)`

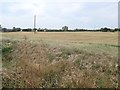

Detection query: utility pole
(33, 15), (37, 33)
(118, 1), (120, 28)
(34, 15), (36, 29)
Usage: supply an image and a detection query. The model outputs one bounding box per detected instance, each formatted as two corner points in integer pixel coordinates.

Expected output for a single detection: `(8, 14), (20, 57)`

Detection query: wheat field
(1, 32), (119, 88)
(2, 32), (118, 45)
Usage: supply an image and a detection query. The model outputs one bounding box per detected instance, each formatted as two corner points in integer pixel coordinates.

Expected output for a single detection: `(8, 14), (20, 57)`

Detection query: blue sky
(0, 0), (119, 29)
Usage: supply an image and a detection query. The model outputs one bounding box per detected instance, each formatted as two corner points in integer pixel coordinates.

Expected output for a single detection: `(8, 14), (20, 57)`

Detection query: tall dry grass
(2, 38), (118, 88)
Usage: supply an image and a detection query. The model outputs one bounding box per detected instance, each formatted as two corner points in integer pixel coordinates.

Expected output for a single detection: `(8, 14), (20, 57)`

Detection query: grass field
(2, 32), (118, 45)
(2, 32), (119, 88)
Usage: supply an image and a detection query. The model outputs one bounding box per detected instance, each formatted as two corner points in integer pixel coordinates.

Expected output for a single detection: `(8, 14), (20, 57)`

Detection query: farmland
(1, 32), (119, 88)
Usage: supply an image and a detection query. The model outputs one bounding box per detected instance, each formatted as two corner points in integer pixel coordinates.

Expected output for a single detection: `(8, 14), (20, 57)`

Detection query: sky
(0, 0), (119, 29)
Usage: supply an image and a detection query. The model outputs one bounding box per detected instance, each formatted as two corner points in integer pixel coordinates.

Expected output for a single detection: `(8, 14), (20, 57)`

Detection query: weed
(2, 45), (12, 53)
(2, 36), (118, 88)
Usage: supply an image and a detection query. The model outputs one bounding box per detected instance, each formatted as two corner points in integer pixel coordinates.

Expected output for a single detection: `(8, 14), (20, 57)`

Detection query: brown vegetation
(2, 37), (118, 88)
(2, 32), (118, 45)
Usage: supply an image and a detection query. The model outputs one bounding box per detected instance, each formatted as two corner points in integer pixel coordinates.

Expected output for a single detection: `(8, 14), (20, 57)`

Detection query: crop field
(1, 32), (119, 88)
(2, 32), (118, 45)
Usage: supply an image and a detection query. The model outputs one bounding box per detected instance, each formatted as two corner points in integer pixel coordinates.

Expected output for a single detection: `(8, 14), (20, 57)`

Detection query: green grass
(41, 39), (118, 57)
(2, 41), (13, 68)
(2, 45), (12, 53)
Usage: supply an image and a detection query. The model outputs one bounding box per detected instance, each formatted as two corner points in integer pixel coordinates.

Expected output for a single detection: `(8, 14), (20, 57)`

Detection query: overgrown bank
(2, 39), (118, 88)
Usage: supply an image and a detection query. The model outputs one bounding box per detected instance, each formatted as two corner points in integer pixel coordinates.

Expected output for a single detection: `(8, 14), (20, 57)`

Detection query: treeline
(1, 27), (120, 32)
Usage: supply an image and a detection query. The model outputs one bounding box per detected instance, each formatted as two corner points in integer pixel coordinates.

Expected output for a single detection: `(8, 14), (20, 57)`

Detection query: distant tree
(118, 28), (120, 31)
(2, 28), (7, 32)
(110, 29), (115, 32)
(16, 28), (21, 31)
(33, 28), (37, 33)
(23, 28), (32, 32)
(44, 28), (47, 32)
(13, 27), (16, 32)
(114, 28), (120, 32)
(0, 25), (2, 31)
(62, 26), (68, 31)
(101, 27), (110, 32)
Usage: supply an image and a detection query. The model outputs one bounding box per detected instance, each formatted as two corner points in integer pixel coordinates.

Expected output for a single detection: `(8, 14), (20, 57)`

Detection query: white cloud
(79, 17), (92, 23)
(90, 3), (117, 28)
(4, 1), (46, 16)
(0, 0), (119, 3)
(60, 3), (84, 15)
(0, 0), (118, 29)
